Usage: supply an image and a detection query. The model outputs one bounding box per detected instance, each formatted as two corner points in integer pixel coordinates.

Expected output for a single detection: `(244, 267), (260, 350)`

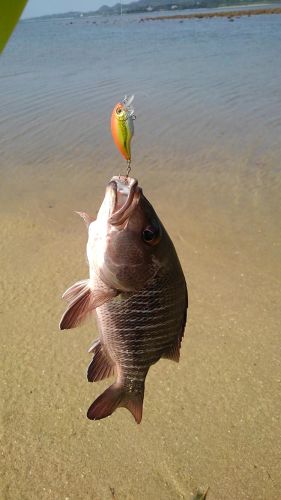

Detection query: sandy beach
(1, 9), (281, 499)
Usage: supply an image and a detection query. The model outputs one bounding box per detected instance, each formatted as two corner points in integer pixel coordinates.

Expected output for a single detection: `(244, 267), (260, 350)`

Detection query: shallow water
(1, 10), (281, 500)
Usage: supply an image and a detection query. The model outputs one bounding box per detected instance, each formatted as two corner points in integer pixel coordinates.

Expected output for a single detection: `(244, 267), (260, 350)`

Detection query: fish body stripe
(95, 270), (187, 385)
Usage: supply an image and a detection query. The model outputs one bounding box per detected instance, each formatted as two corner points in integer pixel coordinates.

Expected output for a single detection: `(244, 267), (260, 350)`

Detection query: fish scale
(95, 270), (186, 381)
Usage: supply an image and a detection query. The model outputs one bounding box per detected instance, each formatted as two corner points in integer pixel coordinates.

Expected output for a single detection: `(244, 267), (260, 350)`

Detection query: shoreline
(144, 6), (281, 21)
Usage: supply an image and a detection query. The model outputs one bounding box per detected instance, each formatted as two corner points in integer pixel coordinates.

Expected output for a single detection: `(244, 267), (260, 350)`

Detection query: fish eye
(143, 228), (155, 242)
(142, 222), (161, 245)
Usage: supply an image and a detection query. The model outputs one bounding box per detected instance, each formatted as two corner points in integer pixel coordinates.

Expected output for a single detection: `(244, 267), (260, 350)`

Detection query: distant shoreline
(144, 6), (281, 21)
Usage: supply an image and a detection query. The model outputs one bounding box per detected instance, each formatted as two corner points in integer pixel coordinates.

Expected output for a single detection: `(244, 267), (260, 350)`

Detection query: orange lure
(111, 95), (135, 162)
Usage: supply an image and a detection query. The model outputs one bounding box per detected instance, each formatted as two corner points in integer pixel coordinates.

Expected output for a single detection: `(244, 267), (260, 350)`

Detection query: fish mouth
(107, 176), (141, 226)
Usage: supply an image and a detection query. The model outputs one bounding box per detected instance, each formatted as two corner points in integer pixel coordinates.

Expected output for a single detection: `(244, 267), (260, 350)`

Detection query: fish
(111, 95), (135, 162)
(60, 176), (188, 423)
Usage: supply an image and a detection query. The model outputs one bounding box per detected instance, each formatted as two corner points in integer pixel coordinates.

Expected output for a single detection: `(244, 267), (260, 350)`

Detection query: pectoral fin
(60, 280), (118, 330)
(75, 211), (95, 227)
(62, 279), (90, 302)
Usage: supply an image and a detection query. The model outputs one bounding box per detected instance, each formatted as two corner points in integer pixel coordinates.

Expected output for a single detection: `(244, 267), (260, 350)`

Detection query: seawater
(0, 10), (280, 273)
(1, 10), (281, 167)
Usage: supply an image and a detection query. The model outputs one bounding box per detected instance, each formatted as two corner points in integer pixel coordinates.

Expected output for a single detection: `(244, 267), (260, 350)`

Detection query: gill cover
(111, 95), (135, 161)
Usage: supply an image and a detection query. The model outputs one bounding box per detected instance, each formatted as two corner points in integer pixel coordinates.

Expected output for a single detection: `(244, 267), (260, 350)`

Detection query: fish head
(89, 176), (170, 292)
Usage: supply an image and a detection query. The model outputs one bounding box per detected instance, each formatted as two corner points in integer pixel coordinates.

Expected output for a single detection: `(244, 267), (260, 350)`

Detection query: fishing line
(114, 5), (136, 181)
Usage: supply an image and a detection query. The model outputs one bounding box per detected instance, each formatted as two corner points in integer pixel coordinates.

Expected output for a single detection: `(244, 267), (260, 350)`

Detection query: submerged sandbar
(144, 6), (281, 21)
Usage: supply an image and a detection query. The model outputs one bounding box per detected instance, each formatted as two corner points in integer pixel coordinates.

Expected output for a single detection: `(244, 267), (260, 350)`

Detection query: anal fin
(87, 340), (115, 382)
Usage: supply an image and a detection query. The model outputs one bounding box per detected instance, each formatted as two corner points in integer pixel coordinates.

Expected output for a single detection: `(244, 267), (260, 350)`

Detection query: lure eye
(142, 222), (161, 245)
(116, 107), (122, 115)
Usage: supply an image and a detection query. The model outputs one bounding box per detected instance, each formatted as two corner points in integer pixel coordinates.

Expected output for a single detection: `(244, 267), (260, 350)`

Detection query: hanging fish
(111, 95), (135, 163)
(60, 176), (188, 423)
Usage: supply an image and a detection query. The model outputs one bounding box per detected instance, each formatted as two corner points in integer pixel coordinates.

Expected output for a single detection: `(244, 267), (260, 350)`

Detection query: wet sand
(145, 6), (281, 21)
(1, 149), (280, 499)
(1, 13), (281, 500)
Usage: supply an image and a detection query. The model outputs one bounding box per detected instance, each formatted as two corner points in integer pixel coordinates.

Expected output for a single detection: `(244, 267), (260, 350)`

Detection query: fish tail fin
(87, 383), (144, 424)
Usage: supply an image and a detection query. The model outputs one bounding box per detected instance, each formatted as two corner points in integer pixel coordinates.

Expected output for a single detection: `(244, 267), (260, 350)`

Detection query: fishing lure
(111, 95), (135, 175)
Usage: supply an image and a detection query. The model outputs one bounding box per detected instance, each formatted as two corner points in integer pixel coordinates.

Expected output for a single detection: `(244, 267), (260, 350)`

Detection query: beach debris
(109, 486), (116, 498)
(192, 487), (210, 500)
(111, 95), (135, 177)
(0, 0), (28, 53)
(60, 176), (188, 423)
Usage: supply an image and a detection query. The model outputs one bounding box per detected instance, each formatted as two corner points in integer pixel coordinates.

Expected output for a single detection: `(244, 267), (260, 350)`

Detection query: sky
(22, 0), (118, 19)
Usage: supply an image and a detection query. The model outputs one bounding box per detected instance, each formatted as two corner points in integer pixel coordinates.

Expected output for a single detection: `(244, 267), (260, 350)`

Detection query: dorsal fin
(162, 283), (188, 362)
(162, 338), (180, 362)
